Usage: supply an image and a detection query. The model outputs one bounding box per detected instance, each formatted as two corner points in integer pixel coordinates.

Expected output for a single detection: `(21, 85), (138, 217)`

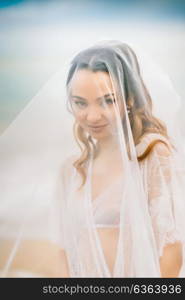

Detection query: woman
(0, 41), (185, 277)
(53, 41), (184, 277)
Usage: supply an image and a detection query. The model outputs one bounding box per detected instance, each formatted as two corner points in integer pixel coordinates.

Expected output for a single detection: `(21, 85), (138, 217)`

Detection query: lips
(87, 124), (108, 132)
(88, 124), (108, 129)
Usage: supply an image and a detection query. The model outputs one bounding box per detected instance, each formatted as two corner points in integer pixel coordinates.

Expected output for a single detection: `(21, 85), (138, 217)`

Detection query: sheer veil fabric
(0, 40), (185, 277)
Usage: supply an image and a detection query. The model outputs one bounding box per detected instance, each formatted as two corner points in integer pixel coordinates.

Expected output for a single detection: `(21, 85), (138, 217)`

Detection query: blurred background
(0, 0), (185, 135)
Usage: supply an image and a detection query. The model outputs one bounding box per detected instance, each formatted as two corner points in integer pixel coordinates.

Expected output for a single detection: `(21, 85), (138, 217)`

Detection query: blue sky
(0, 0), (185, 23)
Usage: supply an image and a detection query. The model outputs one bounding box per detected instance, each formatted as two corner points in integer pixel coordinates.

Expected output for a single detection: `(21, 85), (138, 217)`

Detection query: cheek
(108, 105), (121, 118)
(116, 102), (125, 120)
(119, 107), (125, 120)
(73, 111), (86, 122)
(107, 105), (124, 125)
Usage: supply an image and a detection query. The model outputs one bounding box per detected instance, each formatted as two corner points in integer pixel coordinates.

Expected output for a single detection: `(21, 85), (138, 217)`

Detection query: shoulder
(61, 154), (77, 169)
(151, 141), (171, 157)
(136, 133), (172, 158)
(59, 154), (78, 180)
(56, 155), (78, 193)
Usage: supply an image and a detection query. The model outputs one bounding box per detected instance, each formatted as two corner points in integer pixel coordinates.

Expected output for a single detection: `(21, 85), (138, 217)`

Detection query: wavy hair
(66, 42), (171, 189)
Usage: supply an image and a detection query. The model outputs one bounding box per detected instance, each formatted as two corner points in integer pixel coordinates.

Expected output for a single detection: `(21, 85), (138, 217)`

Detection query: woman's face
(69, 69), (124, 140)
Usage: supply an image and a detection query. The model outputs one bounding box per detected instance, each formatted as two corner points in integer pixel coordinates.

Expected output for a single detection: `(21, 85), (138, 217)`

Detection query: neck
(96, 136), (120, 158)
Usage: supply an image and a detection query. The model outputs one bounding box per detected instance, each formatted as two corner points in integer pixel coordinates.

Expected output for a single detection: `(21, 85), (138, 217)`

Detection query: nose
(86, 106), (102, 123)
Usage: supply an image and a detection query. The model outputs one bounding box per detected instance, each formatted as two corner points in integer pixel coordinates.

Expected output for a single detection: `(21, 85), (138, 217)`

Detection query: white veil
(0, 40), (185, 277)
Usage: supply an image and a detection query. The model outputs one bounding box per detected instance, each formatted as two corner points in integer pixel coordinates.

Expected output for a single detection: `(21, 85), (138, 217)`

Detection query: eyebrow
(71, 93), (115, 101)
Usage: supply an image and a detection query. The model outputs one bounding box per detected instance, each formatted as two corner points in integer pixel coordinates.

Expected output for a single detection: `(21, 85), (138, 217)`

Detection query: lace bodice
(53, 133), (185, 263)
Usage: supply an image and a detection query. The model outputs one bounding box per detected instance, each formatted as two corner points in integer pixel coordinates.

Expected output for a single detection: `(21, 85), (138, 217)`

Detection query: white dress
(52, 133), (185, 277)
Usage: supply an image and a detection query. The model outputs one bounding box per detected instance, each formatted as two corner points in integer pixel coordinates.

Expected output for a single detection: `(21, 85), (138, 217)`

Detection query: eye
(105, 98), (115, 104)
(73, 101), (87, 109)
(101, 98), (115, 107)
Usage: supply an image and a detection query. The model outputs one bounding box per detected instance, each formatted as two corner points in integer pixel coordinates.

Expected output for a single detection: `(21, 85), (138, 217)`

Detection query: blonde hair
(66, 43), (171, 189)
(73, 99), (170, 190)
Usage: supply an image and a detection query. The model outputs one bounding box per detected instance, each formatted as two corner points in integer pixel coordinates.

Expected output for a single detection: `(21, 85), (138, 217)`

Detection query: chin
(89, 131), (111, 140)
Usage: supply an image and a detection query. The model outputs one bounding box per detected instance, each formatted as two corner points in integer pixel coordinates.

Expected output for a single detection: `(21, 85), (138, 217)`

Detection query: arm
(49, 159), (72, 277)
(147, 141), (184, 277)
(160, 241), (182, 277)
(55, 248), (70, 277)
(0, 240), (70, 277)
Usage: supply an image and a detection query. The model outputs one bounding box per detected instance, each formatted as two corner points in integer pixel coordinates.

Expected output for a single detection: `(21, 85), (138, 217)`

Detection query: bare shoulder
(56, 155), (78, 191)
(63, 154), (78, 166)
(59, 154), (78, 179)
(62, 154), (77, 168)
